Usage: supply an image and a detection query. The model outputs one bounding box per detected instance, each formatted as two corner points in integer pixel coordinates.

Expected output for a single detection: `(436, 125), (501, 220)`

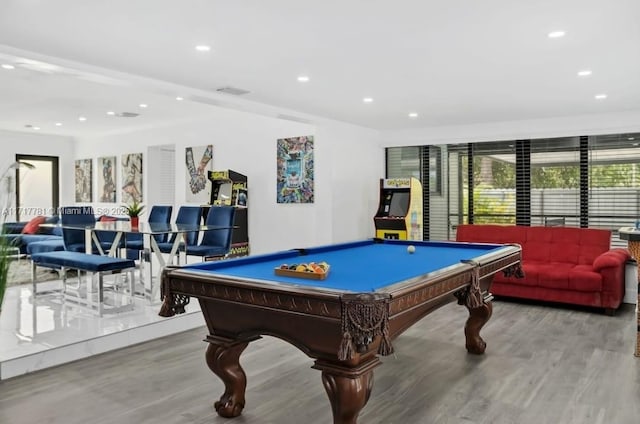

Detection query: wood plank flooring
(1, 300), (639, 424)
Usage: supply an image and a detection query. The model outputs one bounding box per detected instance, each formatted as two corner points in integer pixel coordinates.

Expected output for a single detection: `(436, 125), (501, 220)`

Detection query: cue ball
(407, 245), (415, 254)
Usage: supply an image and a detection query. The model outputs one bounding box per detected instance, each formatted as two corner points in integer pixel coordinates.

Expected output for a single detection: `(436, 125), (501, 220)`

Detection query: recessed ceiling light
(106, 111), (115, 116)
(594, 94), (607, 100)
(1, 64), (15, 70)
(139, 103), (148, 108)
(297, 75), (310, 82)
(195, 45), (211, 52)
(363, 97), (374, 103)
(79, 116), (87, 121)
(176, 96), (184, 101)
(408, 112), (418, 118)
(33, 126), (40, 130)
(577, 70), (592, 77)
(55, 122), (62, 126)
(548, 30), (566, 38)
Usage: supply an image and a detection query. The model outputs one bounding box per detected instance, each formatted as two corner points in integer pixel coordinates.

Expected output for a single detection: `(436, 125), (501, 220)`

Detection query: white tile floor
(0, 278), (205, 380)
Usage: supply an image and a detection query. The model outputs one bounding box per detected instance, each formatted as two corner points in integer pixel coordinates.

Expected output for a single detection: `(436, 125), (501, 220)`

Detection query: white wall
(0, 129), (75, 220)
(316, 120), (383, 243)
(74, 107), (384, 254)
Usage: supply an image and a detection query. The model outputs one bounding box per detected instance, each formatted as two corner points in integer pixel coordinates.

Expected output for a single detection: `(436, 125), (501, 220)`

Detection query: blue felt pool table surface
(181, 239), (507, 292)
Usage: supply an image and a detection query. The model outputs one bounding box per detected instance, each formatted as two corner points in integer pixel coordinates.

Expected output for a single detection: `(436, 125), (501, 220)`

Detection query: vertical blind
(529, 137), (580, 227)
(385, 146), (446, 240)
(386, 131), (640, 244)
(589, 133), (640, 246)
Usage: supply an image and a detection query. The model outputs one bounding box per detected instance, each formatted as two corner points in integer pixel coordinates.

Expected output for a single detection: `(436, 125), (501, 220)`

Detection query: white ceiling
(0, 52), (220, 137)
(0, 0), (639, 137)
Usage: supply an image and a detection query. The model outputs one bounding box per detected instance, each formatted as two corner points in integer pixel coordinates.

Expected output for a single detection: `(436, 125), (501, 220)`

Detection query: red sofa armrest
(594, 248), (630, 310)
(592, 248), (631, 271)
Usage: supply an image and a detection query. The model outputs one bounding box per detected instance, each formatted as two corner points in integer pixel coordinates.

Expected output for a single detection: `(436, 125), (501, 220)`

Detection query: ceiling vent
(115, 112), (139, 118)
(216, 86), (250, 96)
(189, 95), (222, 106)
(277, 114), (313, 124)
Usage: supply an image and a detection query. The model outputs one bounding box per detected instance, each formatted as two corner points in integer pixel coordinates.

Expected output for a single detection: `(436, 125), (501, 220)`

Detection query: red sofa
(455, 224), (630, 314)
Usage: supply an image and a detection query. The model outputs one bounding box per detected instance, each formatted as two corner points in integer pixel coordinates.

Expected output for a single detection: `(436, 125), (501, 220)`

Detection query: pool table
(159, 238), (522, 424)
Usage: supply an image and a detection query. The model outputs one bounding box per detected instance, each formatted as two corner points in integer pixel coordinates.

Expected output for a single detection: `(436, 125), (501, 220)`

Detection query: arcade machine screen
(216, 182), (233, 205)
(388, 191), (410, 217)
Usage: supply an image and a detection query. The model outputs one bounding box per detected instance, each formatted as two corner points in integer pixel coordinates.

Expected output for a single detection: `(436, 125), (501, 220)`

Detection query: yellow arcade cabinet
(207, 169), (249, 257)
(373, 177), (423, 240)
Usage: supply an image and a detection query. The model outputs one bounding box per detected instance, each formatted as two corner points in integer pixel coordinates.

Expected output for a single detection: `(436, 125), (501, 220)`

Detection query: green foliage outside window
(463, 185), (516, 224)
(591, 163), (640, 187)
(463, 156), (516, 224)
(465, 154), (640, 225)
(532, 167), (579, 188)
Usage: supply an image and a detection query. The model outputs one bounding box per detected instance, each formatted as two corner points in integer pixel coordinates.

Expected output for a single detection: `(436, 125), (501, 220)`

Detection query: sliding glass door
(15, 155), (59, 221)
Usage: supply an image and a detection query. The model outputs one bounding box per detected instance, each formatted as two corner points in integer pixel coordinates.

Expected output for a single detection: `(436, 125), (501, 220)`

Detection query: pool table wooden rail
(159, 243), (522, 424)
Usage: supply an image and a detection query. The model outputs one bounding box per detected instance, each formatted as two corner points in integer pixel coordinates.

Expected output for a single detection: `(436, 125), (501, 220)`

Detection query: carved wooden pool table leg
(313, 358), (380, 424)
(205, 337), (250, 418)
(464, 300), (493, 354)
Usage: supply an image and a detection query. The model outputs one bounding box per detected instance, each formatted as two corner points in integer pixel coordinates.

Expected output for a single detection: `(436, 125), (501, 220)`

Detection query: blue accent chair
(60, 206), (99, 252)
(186, 206), (235, 259)
(125, 205), (173, 250)
(95, 216), (130, 254)
(155, 206), (202, 254)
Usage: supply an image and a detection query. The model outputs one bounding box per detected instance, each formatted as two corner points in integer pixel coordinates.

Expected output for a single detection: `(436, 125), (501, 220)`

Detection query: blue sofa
(2, 214), (137, 257)
(1, 216), (63, 254)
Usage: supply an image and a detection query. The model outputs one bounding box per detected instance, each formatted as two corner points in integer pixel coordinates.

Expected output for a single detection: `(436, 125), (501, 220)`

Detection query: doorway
(146, 144), (176, 213)
(15, 154), (59, 221)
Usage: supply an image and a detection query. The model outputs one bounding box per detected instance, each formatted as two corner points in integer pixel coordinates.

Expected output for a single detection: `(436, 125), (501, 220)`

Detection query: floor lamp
(1, 161), (36, 222)
(1, 161), (35, 310)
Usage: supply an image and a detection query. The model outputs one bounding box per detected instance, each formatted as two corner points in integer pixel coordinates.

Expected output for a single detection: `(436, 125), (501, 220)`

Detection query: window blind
(468, 141), (516, 225)
(529, 136), (581, 227)
(589, 133), (640, 246)
(387, 131), (640, 245)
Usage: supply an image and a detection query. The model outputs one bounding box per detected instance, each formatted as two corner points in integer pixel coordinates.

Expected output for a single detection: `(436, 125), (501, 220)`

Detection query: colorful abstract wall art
(185, 144), (213, 203)
(277, 135), (314, 203)
(122, 153), (143, 204)
(74, 159), (93, 202)
(98, 156), (117, 203)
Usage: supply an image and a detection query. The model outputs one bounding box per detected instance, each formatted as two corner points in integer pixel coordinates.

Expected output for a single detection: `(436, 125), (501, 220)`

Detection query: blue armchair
(125, 205), (173, 251)
(94, 215), (135, 257)
(155, 206), (202, 254)
(60, 206), (98, 252)
(186, 206), (235, 260)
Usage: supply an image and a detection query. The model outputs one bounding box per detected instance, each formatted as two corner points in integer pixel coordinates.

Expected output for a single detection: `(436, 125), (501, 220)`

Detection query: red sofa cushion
(523, 227), (552, 262)
(534, 263), (573, 289)
(456, 224), (526, 246)
(548, 228), (581, 263)
(21, 215), (47, 234)
(568, 266), (603, 292)
(577, 230), (614, 265)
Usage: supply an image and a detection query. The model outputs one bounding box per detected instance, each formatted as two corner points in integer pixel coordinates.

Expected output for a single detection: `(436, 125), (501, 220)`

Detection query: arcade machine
(207, 169), (249, 257)
(373, 177), (423, 240)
